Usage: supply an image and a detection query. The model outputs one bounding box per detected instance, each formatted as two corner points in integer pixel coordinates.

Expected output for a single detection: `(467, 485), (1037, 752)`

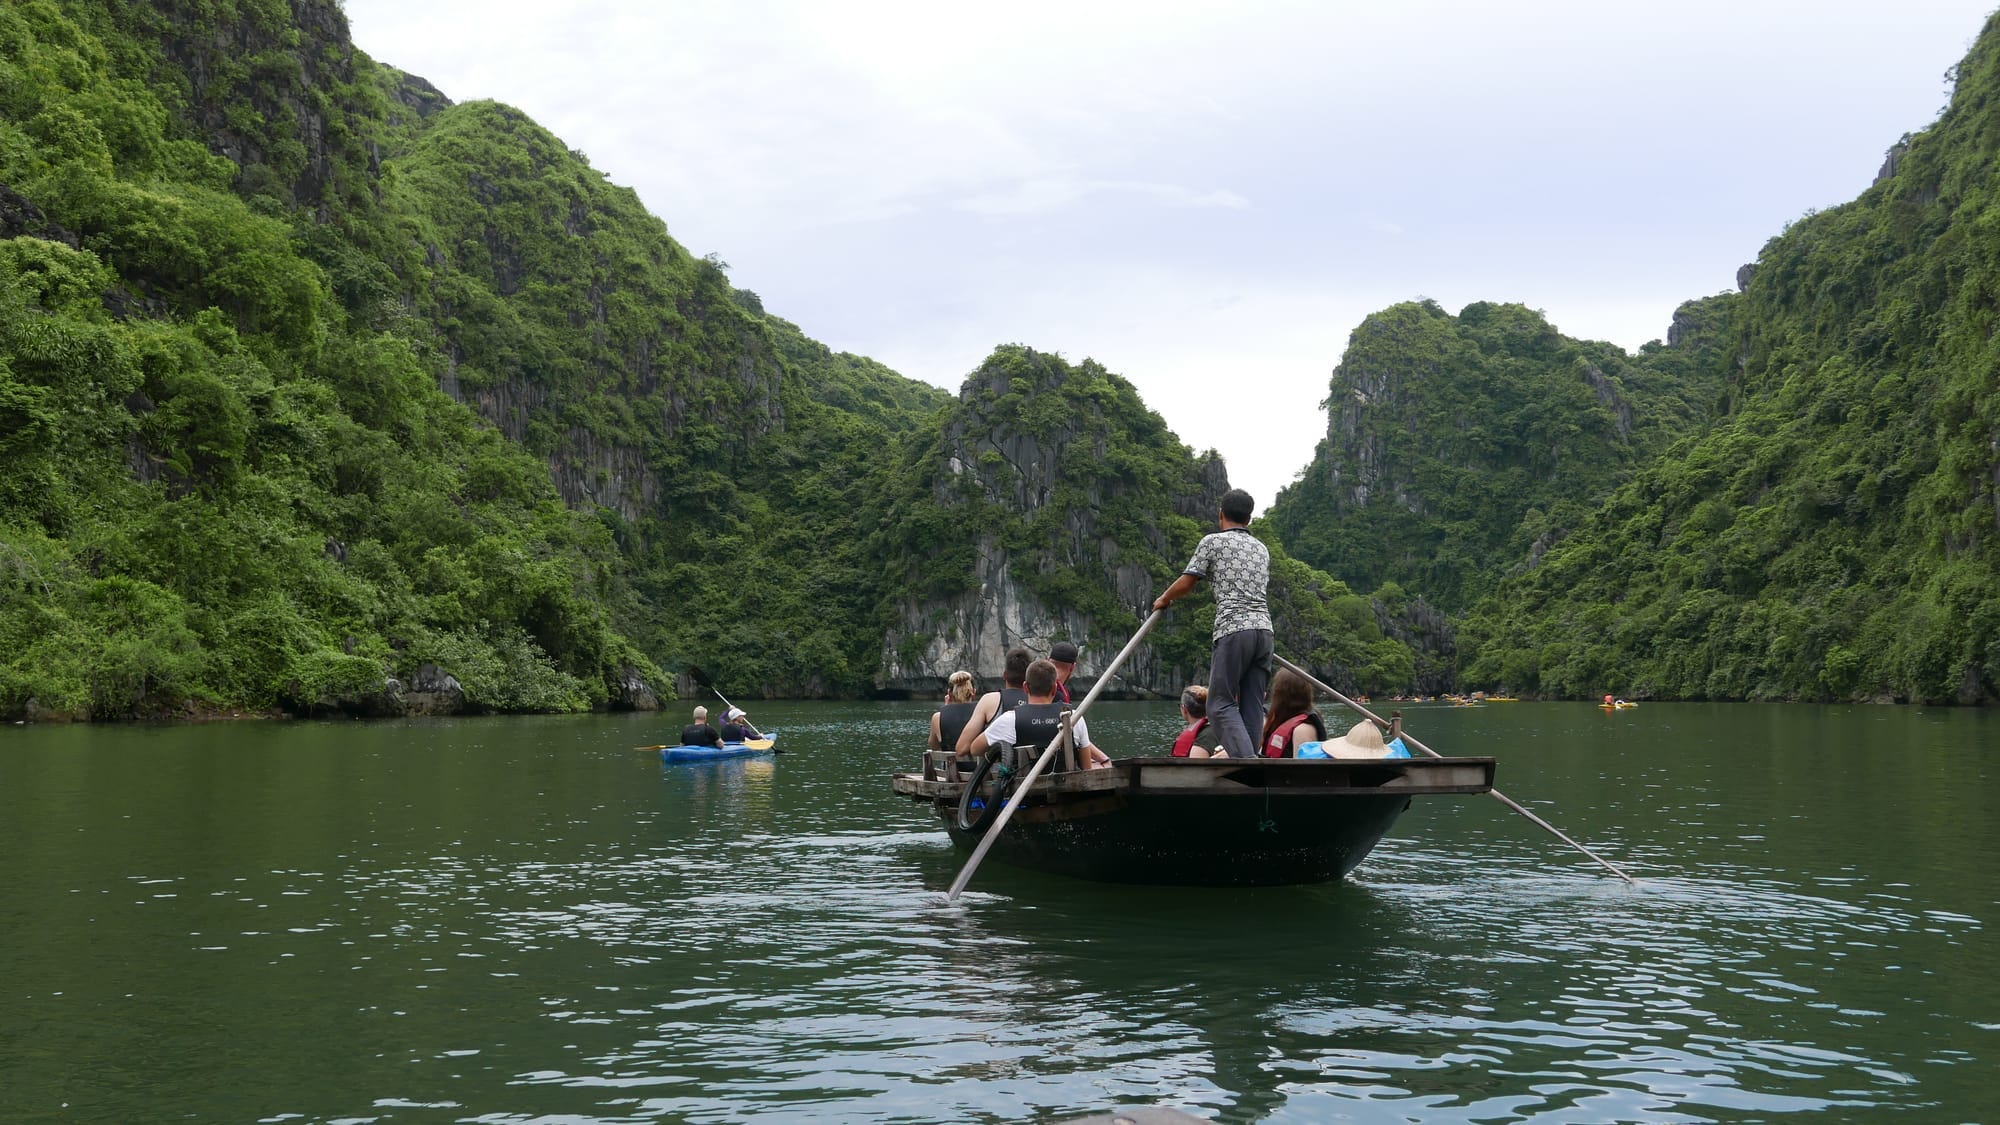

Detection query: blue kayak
(660, 734), (776, 764)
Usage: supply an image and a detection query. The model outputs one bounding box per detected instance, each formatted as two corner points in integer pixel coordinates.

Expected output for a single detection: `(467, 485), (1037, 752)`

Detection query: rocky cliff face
(877, 347), (1227, 697)
(878, 540), (1201, 697)
(140, 0), (375, 211)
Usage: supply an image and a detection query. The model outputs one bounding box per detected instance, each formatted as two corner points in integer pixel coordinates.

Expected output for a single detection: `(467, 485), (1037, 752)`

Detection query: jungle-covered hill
(874, 344), (1433, 698)
(1267, 297), (1732, 613)
(11, 0), (2000, 717)
(0, 0), (1434, 719)
(0, 0), (957, 717)
(1273, 12), (2000, 704)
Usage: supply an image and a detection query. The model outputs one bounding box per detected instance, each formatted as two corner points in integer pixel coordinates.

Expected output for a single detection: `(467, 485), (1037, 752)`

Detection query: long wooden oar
(947, 609), (1165, 901)
(1272, 653), (1635, 884)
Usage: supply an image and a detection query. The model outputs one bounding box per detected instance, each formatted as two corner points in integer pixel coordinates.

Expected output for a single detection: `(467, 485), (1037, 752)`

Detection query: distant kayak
(660, 734), (776, 764)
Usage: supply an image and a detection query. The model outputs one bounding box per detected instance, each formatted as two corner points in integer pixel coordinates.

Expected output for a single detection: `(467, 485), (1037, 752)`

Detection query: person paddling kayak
(679, 706), (723, 748)
(719, 707), (763, 741)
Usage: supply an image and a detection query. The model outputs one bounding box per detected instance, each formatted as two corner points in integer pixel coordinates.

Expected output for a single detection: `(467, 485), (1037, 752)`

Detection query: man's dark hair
(1220, 488), (1255, 524)
(1003, 647), (1032, 686)
(1025, 658), (1058, 697)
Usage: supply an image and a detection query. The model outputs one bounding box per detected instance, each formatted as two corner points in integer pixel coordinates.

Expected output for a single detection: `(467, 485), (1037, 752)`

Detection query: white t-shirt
(982, 709), (1090, 750)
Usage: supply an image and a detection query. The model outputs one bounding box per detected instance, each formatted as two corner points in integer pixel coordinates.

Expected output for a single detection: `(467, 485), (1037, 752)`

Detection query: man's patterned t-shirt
(1183, 528), (1271, 638)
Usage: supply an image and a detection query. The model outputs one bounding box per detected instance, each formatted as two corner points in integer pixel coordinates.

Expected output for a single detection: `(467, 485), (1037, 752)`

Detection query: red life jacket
(1171, 717), (1208, 757)
(1263, 713), (1317, 758)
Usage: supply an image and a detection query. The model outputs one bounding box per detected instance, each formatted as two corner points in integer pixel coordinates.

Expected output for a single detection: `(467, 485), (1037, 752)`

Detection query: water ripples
(3, 705), (1992, 1122)
(270, 804), (1980, 1122)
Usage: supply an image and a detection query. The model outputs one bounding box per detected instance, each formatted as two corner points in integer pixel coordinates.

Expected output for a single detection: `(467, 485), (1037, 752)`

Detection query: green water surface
(1, 702), (1994, 1122)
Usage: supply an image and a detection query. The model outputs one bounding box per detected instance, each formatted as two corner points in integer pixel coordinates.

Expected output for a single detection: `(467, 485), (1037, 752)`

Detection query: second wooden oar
(1272, 653), (1636, 885)
(947, 608), (1165, 901)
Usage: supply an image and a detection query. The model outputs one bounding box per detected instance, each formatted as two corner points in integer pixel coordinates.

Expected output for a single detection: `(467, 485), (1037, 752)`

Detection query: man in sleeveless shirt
(963, 659), (1109, 769)
(953, 646), (1033, 755)
(1152, 488), (1273, 758)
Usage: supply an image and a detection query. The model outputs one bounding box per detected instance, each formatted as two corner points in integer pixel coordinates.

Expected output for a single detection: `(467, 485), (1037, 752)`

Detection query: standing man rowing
(1151, 488), (1272, 759)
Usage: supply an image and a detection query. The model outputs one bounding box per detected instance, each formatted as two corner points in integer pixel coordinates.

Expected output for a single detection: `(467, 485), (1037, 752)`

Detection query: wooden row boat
(892, 753), (1495, 887)
(660, 734), (776, 764)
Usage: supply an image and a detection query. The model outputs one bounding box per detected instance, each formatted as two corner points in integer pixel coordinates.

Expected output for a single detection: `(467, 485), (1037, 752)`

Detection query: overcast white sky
(339, 0), (1993, 506)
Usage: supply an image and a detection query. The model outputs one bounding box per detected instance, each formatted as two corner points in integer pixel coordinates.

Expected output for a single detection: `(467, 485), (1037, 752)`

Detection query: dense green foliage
(1268, 299), (1727, 612)
(17, 0), (2000, 715)
(0, 0), (653, 716)
(0, 0), (947, 716)
(375, 93), (950, 696)
(1456, 17), (2000, 704)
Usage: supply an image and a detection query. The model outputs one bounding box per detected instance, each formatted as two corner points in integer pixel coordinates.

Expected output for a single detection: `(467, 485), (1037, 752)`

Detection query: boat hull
(896, 756), (1495, 887)
(661, 737), (775, 764)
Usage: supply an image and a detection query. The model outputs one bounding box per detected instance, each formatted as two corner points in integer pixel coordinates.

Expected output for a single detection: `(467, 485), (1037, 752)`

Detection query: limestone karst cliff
(875, 346), (1226, 696)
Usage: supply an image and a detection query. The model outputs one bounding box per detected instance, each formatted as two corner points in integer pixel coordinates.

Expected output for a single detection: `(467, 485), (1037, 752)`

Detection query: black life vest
(680, 722), (721, 748)
(937, 701), (977, 751)
(998, 687), (1028, 713)
(1013, 702), (1069, 755)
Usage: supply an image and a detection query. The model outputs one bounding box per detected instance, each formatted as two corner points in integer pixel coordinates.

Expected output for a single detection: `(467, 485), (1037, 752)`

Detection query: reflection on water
(0, 703), (1992, 1123)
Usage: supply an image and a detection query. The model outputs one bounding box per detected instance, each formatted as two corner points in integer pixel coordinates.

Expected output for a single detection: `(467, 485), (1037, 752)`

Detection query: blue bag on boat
(1386, 737), (1412, 759)
(1295, 740), (1329, 759)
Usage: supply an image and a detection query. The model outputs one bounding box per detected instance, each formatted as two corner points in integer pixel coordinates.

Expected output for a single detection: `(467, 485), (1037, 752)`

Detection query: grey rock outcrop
(402, 662), (467, 715)
(880, 541), (1172, 697)
(610, 666), (662, 711)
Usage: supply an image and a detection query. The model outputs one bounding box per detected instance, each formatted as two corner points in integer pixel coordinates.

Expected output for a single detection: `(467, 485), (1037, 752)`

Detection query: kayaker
(1171, 684), (1220, 758)
(964, 658), (1109, 770)
(953, 647), (1032, 755)
(1152, 488), (1273, 759)
(1048, 640), (1079, 704)
(930, 671), (979, 753)
(720, 707), (760, 742)
(1259, 668), (1326, 758)
(679, 706), (723, 748)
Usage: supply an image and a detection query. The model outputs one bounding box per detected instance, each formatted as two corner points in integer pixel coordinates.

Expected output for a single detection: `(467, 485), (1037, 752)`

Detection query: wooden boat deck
(892, 754), (1495, 802)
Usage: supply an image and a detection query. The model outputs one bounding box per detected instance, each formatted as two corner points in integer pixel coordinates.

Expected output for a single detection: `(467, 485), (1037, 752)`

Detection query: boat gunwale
(891, 755), (1495, 802)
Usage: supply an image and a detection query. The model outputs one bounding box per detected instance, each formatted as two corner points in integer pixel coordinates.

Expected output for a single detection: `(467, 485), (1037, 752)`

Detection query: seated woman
(719, 707), (761, 742)
(1170, 684), (1222, 758)
(929, 671), (979, 753)
(1259, 668), (1326, 758)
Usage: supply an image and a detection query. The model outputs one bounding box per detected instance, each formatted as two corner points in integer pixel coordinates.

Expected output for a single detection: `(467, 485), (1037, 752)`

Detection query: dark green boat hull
(899, 756), (1496, 888)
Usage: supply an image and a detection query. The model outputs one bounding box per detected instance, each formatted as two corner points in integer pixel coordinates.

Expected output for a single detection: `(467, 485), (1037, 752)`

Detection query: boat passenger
(1259, 668), (1326, 758)
(964, 658), (1110, 770)
(720, 707), (760, 742)
(1151, 488), (1273, 758)
(1049, 640), (1079, 704)
(1171, 684), (1222, 758)
(953, 646), (1033, 755)
(929, 670), (980, 753)
(679, 706), (723, 748)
